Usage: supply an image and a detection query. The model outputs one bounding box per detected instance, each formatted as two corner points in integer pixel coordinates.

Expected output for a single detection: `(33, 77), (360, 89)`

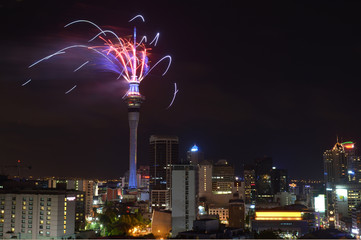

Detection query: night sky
(1, 0), (361, 179)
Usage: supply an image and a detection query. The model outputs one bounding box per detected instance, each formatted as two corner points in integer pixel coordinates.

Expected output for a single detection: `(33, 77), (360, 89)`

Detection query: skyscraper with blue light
(187, 144), (204, 165)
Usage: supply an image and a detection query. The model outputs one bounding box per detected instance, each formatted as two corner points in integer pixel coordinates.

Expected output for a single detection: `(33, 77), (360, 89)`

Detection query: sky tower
(24, 17), (173, 190)
(126, 27), (145, 190)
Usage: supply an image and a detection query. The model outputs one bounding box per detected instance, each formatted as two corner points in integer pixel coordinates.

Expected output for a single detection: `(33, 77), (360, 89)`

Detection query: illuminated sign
(342, 141), (355, 149)
(336, 188), (347, 202)
(66, 196), (76, 201)
(314, 194), (325, 213)
(255, 211), (302, 221)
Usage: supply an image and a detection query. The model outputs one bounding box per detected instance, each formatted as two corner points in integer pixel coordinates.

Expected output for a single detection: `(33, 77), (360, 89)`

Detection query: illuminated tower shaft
(126, 85), (144, 189)
(128, 104), (139, 189)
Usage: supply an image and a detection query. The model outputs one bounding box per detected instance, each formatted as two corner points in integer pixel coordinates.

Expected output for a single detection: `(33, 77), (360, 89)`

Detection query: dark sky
(1, 0), (361, 179)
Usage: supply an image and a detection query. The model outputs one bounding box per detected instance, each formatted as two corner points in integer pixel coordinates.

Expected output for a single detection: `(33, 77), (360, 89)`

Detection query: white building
(0, 189), (77, 239)
(171, 165), (197, 237)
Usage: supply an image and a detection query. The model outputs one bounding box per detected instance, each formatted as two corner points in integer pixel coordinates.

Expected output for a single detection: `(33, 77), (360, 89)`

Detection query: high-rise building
(324, 142), (348, 184)
(342, 141), (361, 183)
(255, 157), (273, 202)
(0, 189), (77, 239)
(64, 179), (94, 217)
(171, 165), (197, 237)
(187, 144), (204, 165)
(243, 164), (256, 204)
(271, 168), (288, 194)
(212, 160), (234, 195)
(149, 135), (179, 210)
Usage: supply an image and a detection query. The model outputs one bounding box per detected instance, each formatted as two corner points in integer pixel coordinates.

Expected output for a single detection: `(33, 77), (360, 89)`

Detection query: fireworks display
(25, 15), (176, 107)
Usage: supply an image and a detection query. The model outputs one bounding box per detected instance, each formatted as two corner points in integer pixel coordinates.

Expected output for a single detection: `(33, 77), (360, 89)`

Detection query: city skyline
(2, 1), (361, 179)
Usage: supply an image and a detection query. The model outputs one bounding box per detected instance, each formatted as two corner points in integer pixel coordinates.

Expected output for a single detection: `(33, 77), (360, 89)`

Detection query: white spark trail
(166, 83), (179, 109)
(73, 61), (89, 72)
(64, 20), (106, 36)
(129, 15), (145, 22)
(21, 79), (31, 86)
(29, 45), (114, 69)
(88, 30), (124, 46)
(149, 33), (160, 46)
(142, 55), (172, 81)
(137, 36), (147, 46)
(65, 85), (77, 94)
(28, 51), (65, 68)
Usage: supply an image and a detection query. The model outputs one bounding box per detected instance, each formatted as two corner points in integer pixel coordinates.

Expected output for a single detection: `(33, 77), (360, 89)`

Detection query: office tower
(243, 164), (256, 204)
(149, 135), (179, 210)
(0, 189), (77, 239)
(271, 168), (288, 194)
(255, 157), (273, 201)
(342, 142), (361, 183)
(212, 160), (234, 194)
(187, 144), (204, 165)
(171, 165), (197, 237)
(324, 142), (348, 184)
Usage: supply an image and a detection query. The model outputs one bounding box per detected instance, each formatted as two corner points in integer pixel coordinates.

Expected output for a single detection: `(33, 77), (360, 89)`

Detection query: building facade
(171, 165), (197, 237)
(0, 189), (77, 239)
(149, 135), (179, 210)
